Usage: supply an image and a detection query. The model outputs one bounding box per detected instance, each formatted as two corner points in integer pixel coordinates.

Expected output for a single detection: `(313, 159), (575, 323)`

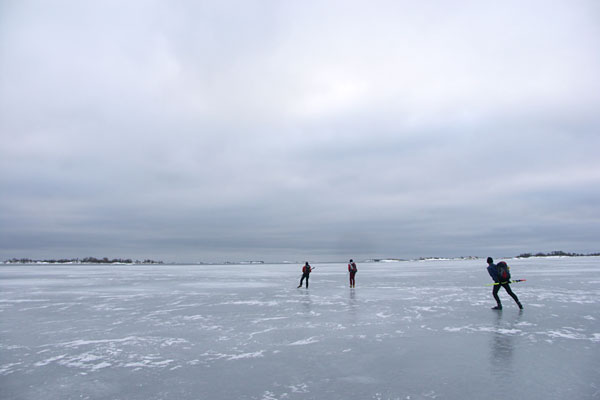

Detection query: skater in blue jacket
(487, 257), (523, 310)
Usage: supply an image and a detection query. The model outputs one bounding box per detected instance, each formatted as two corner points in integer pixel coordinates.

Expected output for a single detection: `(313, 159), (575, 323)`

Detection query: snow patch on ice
(0, 344), (28, 350)
(288, 337), (320, 346)
(222, 351), (265, 360)
(443, 326), (466, 333)
(161, 338), (188, 347)
(248, 328), (277, 339)
(288, 383), (309, 393)
(546, 330), (586, 340)
(0, 362), (22, 375)
(34, 354), (68, 366)
(201, 350), (265, 361)
(36, 352), (113, 371)
(496, 328), (522, 335)
(515, 321), (536, 327)
(413, 306), (437, 312)
(89, 361), (112, 371)
(444, 325), (522, 335)
(55, 336), (144, 348)
(0, 299), (50, 303)
(252, 316), (289, 324)
(220, 300), (279, 306)
(123, 356), (175, 369)
(182, 315), (206, 321)
(261, 391), (279, 400)
(541, 329), (597, 341)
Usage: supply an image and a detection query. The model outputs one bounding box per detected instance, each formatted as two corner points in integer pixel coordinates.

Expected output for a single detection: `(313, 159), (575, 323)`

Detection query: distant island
(224, 261), (264, 265)
(516, 251), (600, 258)
(3, 257), (163, 265)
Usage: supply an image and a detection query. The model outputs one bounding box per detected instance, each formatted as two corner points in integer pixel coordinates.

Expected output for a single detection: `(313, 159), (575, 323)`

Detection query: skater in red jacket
(297, 262), (313, 288)
(348, 259), (357, 288)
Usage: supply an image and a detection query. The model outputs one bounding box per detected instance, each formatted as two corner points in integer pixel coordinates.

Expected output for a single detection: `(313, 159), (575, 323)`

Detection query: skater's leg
(502, 284), (523, 308)
(492, 285), (502, 308)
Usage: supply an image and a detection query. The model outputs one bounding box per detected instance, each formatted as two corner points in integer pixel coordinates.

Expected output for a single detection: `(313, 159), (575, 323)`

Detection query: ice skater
(348, 259), (357, 288)
(486, 257), (523, 310)
(297, 262), (313, 288)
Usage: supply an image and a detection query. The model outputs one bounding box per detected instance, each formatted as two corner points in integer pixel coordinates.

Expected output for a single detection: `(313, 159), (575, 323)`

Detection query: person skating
(348, 259), (357, 288)
(297, 262), (313, 288)
(486, 257), (523, 310)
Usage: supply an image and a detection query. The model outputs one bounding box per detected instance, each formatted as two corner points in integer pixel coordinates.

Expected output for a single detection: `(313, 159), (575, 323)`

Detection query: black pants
(493, 283), (520, 306)
(299, 273), (309, 288)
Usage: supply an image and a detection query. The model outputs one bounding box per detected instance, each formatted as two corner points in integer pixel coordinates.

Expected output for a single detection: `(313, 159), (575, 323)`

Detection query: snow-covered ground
(1, 257), (599, 400)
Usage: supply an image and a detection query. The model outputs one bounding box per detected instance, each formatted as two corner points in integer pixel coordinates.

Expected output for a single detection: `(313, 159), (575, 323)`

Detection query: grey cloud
(1, 1), (599, 262)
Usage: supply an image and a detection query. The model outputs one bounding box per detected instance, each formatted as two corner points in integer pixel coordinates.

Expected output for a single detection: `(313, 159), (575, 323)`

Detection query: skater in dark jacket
(487, 257), (523, 310)
(297, 262), (313, 288)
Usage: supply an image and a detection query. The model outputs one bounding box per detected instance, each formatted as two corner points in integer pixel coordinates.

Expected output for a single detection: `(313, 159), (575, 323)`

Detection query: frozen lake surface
(1, 257), (599, 400)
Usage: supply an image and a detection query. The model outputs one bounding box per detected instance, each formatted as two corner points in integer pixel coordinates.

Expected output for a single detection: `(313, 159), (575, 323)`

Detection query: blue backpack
(497, 261), (511, 282)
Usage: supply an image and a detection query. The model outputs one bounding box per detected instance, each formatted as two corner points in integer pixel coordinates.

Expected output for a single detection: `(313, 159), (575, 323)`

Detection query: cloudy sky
(1, 1), (599, 263)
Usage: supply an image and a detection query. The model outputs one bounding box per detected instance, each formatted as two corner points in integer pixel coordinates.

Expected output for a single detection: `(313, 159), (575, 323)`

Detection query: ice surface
(1, 257), (599, 400)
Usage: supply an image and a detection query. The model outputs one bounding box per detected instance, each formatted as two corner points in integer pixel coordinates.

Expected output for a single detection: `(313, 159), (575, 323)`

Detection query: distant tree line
(516, 250), (600, 258)
(3, 257), (163, 264)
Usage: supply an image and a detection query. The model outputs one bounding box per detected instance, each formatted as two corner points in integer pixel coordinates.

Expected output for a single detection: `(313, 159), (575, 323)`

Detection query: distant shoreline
(515, 251), (600, 258)
(2, 252), (599, 265)
(1, 257), (163, 265)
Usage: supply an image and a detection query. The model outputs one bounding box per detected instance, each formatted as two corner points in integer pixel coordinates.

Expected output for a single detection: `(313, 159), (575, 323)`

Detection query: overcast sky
(1, 0), (599, 263)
